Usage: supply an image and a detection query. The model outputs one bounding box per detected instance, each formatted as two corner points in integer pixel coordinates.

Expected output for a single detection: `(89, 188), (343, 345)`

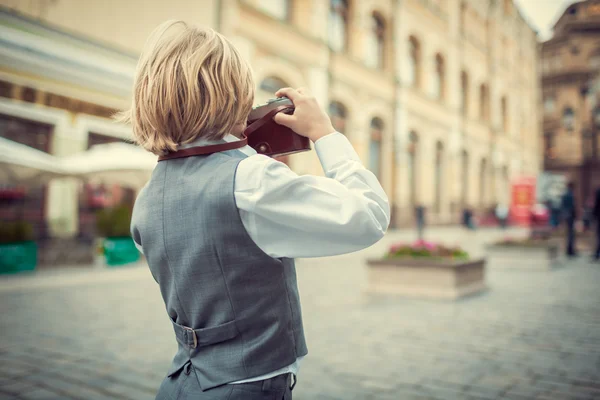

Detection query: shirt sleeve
(235, 132), (391, 259)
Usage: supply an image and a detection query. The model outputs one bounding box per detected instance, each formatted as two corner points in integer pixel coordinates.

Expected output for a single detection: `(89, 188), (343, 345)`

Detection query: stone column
(47, 120), (86, 238)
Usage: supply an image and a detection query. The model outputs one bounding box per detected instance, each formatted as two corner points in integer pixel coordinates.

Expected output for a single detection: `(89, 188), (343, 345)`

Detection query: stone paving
(0, 227), (599, 400)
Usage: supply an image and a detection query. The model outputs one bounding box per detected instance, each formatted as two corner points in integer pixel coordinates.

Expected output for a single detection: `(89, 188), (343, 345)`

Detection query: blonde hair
(117, 20), (255, 155)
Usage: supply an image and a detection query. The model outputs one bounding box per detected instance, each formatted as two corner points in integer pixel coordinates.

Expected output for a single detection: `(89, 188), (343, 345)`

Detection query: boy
(123, 20), (390, 399)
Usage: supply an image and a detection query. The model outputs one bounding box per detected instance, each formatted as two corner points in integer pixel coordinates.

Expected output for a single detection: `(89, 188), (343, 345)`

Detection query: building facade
(541, 0), (600, 211)
(0, 0), (540, 235)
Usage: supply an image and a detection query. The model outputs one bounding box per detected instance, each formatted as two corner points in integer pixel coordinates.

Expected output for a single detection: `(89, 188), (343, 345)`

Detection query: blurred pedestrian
(415, 205), (425, 240)
(464, 207), (476, 230)
(593, 188), (600, 262)
(549, 198), (561, 228)
(561, 182), (578, 257)
(495, 203), (509, 229)
(582, 197), (593, 232)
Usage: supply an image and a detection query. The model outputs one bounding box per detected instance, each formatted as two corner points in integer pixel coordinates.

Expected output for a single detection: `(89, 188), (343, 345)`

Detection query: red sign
(510, 176), (536, 226)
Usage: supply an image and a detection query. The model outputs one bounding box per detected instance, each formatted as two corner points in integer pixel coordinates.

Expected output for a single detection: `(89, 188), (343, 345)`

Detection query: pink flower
(389, 243), (405, 252)
(412, 240), (436, 250)
(424, 241), (437, 251)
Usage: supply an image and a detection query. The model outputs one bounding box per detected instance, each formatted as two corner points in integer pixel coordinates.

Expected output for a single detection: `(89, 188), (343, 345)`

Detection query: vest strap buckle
(184, 326), (198, 349)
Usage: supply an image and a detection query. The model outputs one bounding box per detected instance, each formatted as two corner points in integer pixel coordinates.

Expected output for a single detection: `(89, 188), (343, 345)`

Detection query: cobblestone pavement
(0, 227), (599, 400)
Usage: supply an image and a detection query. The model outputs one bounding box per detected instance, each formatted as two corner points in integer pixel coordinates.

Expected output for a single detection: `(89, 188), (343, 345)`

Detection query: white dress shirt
(139, 132), (391, 384)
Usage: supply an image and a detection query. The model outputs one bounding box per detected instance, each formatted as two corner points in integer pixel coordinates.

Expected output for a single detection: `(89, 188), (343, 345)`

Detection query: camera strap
(157, 105), (293, 161)
(157, 135), (249, 161)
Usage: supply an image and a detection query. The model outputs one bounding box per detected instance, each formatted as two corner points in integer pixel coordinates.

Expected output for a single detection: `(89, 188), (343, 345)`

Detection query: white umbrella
(61, 142), (157, 190)
(0, 136), (71, 186)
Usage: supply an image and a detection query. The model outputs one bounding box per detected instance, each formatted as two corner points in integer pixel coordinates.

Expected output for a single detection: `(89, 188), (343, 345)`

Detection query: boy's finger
(275, 87), (300, 102)
(273, 112), (295, 127)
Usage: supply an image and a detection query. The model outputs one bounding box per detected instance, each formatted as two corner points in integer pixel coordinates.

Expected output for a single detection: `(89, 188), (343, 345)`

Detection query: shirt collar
(179, 133), (256, 156)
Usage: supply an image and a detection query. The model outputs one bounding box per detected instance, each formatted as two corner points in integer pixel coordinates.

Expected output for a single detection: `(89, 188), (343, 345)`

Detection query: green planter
(103, 237), (140, 266)
(0, 241), (37, 274)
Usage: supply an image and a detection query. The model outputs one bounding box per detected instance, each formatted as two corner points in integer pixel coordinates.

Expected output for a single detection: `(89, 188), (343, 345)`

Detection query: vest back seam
(161, 162), (191, 325)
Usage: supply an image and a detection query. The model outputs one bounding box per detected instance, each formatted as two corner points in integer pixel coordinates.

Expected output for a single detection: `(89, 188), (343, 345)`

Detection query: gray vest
(131, 149), (308, 390)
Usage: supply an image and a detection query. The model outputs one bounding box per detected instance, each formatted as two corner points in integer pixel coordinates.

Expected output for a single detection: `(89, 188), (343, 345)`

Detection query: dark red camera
(245, 97), (311, 157)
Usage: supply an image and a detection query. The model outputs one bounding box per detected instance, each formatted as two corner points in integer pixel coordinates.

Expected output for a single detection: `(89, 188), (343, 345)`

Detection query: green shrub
(0, 221), (34, 244)
(95, 205), (133, 238)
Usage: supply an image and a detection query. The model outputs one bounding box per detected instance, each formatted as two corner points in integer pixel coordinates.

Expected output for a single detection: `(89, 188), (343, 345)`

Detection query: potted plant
(95, 205), (139, 266)
(367, 240), (487, 300)
(0, 221), (37, 274)
(486, 235), (561, 270)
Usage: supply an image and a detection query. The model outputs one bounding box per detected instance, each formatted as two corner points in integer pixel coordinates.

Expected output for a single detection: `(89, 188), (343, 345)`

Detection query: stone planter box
(366, 258), (487, 300)
(486, 241), (561, 270)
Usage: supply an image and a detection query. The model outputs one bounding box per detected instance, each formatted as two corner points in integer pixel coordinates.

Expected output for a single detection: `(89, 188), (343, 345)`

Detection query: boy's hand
(273, 87), (335, 142)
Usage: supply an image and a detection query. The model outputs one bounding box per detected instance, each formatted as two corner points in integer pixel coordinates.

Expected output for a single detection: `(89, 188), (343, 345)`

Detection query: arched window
(408, 36), (421, 88)
(479, 84), (489, 121)
(460, 70), (469, 116)
(369, 117), (384, 179)
(259, 76), (289, 94)
(544, 132), (555, 159)
(329, 0), (349, 52)
(502, 166), (509, 204)
(563, 107), (575, 131)
(329, 101), (348, 134)
(434, 142), (444, 212)
(408, 131), (419, 206)
(480, 158), (487, 207)
(461, 150), (469, 208)
(365, 13), (385, 69)
(501, 96), (508, 133)
(258, 0), (290, 20)
(433, 54), (445, 100)
(589, 49), (600, 69)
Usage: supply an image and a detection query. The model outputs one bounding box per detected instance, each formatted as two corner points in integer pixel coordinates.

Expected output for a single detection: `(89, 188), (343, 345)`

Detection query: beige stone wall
(0, 0), (218, 53)
(394, 0), (540, 224)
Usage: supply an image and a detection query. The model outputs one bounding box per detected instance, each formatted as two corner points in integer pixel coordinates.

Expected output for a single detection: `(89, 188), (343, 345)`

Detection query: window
(328, 0), (349, 52)
(329, 101), (348, 134)
(461, 150), (469, 208)
(459, 2), (466, 36)
(503, 0), (511, 15)
(258, 0), (290, 20)
(543, 96), (555, 114)
(22, 87), (36, 103)
(479, 158), (487, 207)
(408, 36), (421, 88)
(408, 131), (419, 206)
(501, 96), (508, 133)
(365, 14), (385, 69)
(433, 54), (445, 100)
(434, 142), (444, 212)
(589, 49), (600, 69)
(259, 76), (289, 94)
(563, 107), (575, 131)
(544, 132), (555, 159)
(460, 71), (469, 115)
(479, 84), (489, 121)
(369, 118), (384, 179)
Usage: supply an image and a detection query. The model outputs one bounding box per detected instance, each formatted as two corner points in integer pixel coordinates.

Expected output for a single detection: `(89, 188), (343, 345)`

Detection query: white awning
(0, 136), (71, 186)
(60, 142), (157, 190)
